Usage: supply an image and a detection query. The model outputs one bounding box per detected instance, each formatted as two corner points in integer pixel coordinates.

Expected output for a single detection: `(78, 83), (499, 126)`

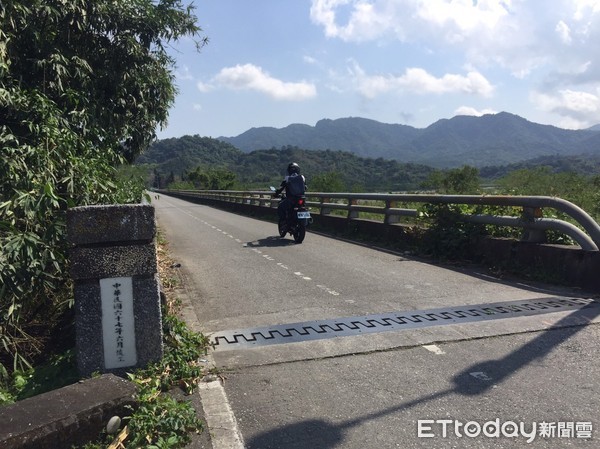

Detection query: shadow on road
(245, 236), (297, 248)
(245, 302), (600, 448)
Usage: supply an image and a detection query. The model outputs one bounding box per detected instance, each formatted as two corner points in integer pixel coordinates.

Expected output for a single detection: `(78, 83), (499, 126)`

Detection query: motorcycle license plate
(297, 211), (311, 219)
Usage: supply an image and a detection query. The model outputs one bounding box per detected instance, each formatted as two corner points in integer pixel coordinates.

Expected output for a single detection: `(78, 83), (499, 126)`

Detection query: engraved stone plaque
(100, 277), (137, 369)
(70, 204), (162, 377)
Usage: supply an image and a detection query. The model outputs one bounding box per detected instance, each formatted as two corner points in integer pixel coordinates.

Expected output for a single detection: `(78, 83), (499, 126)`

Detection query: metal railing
(162, 189), (600, 251)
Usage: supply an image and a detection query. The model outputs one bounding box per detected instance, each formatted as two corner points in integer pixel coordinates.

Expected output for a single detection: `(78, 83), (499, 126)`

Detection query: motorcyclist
(275, 162), (306, 223)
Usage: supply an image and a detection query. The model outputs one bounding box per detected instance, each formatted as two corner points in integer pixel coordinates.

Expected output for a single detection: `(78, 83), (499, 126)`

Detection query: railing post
(348, 198), (359, 219)
(320, 197), (331, 215)
(520, 206), (546, 243)
(385, 199), (400, 224)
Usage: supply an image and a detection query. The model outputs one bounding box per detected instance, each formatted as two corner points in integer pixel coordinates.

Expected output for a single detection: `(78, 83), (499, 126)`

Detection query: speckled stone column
(67, 204), (163, 377)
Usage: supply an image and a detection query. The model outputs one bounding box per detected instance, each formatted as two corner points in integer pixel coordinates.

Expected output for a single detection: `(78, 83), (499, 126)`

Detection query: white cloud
(534, 89), (599, 113)
(310, 0), (397, 42)
(401, 68), (494, 96)
(555, 20), (572, 44)
(196, 81), (213, 93)
(349, 61), (494, 98)
(212, 64), (317, 100)
(310, 0), (511, 43)
(309, 0), (599, 79)
(573, 0), (600, 21)
(564, 89), (599, 113)
(415, 0), (510, 35)
(454, 106), (498, 117)
(532, 88), (600, 127)
(177, 66), (194, 81)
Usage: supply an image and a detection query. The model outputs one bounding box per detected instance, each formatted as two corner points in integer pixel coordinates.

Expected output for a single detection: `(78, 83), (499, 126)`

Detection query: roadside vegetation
(420, 165), (600, 255)
(2, 232), (214, 448)
(0, 0), (206, 403)
(0, 3), (217, 446)
(80, 234), (213, 449)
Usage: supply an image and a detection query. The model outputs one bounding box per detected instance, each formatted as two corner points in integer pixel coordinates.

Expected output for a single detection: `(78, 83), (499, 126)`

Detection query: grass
(1, 230), (214, 449)
(81, 229), (214, 449)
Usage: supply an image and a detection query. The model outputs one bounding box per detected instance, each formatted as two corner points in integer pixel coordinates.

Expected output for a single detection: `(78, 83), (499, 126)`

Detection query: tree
(0, 0), (205, 372)
(166, 171), (176, 186)
(187, 167), (237, 190)
(423, 165), (481, 194)
(310, 172), (345, 192)
(498, 167), (600, 220)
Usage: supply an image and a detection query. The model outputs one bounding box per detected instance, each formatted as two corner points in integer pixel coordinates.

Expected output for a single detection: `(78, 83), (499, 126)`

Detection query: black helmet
(287, 162), (300, 175)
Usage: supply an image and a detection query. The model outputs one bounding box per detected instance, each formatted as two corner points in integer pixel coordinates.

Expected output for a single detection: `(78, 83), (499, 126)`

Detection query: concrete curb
(173, 267), (245, 449)
(0, 374), (136, 449)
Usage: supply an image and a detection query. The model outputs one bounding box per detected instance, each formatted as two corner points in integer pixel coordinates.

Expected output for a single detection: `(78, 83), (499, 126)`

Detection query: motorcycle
(270, 186), (311, 244)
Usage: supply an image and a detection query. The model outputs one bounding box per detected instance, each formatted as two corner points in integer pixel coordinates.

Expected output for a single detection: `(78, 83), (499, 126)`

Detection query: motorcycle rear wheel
(293, 226), (305, 244)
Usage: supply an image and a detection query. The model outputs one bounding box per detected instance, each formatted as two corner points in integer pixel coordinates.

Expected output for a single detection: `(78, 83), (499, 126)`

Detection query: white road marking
(469, 371), (493, 381)
(317, 285), (340, 296)
(423, 344), (445, 355)
(169, 201), (342, 299)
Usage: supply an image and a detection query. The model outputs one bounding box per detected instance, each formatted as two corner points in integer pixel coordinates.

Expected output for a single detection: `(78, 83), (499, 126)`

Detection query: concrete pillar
(67, 204), (163, 377)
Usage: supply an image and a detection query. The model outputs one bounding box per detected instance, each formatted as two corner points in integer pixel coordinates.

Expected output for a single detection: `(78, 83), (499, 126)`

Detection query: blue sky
(156, 0), (600, 139)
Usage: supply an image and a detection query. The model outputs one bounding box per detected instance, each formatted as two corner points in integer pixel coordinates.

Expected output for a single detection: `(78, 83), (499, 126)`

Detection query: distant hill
(135, 135), (242, 175)
(218, 112), (600, 168)
(136, 137), (436, 191)
(137, 133), (600, 191)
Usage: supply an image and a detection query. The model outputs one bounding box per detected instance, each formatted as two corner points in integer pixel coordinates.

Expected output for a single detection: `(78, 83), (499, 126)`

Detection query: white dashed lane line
(171, 202), (341, 297)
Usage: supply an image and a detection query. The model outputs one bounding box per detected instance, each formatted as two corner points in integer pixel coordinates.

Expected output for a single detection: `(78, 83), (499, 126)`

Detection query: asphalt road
(153, 193), (600, 449)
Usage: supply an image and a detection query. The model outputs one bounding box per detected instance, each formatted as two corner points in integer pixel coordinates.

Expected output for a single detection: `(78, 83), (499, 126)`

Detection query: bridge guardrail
(159, 189), (600, 251)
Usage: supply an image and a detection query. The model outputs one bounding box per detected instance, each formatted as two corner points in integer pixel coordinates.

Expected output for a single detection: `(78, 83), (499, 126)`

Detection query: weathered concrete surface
(68, 203), (163, 377)
(67, 203), (155, 245)
(69, 243), (158, 280)
(0, 374), (137, 449)
(475, 237), (600, 292)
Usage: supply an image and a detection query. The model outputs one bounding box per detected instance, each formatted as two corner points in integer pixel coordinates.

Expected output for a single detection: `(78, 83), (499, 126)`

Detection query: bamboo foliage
(0, 0), (205, 375)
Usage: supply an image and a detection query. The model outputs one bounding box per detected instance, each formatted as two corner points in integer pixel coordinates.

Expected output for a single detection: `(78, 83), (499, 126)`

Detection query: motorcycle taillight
(298, 198), (304, 206)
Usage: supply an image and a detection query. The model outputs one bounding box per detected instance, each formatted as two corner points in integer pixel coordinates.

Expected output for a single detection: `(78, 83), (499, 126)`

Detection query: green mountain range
(136, 138), (436, 191)
(136, 112), (600, 191)
(218, 112), (600, 168)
